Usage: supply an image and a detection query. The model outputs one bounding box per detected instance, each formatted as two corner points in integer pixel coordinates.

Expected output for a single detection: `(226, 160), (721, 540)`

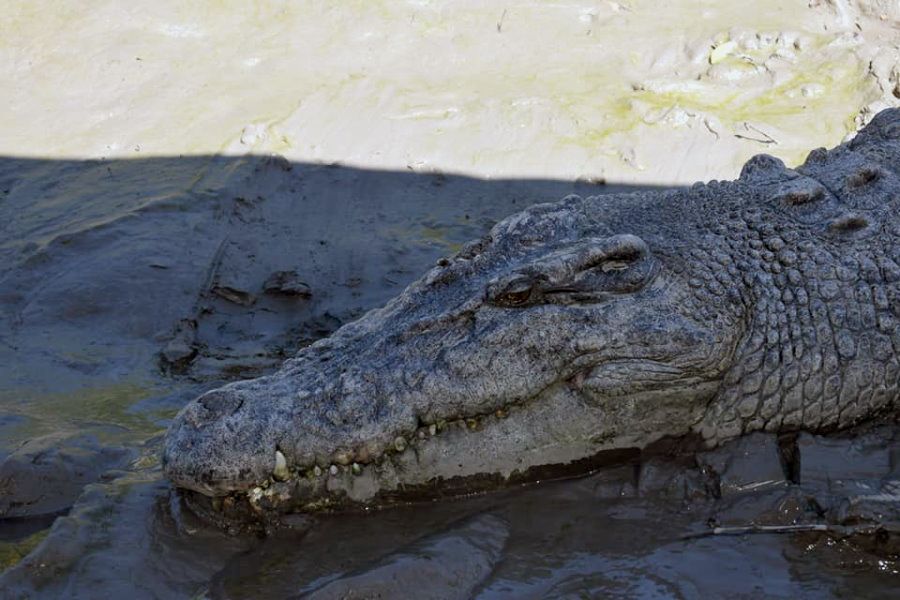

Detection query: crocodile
(163, 108), (900, 521)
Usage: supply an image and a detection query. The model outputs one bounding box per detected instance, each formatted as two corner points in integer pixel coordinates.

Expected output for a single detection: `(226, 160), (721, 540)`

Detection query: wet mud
(0, 155), (897, 598)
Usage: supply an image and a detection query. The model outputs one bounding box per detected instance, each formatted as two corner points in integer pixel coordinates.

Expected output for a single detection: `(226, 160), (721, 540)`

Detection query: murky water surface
(0, 156), (896, 598)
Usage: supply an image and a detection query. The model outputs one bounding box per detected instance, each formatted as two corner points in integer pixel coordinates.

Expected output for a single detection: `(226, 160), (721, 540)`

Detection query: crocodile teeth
(248, 487), (264, 504)
(273, 450), (289, 481)
(333, 449), (353, 466)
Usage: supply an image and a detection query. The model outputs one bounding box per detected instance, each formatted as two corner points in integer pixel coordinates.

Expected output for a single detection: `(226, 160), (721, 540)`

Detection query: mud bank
(3, 1), (899, 183)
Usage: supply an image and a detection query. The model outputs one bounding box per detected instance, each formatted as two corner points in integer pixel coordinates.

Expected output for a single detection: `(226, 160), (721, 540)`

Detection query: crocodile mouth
(170, 355), (721, 525)
(164, 346), (709, 513)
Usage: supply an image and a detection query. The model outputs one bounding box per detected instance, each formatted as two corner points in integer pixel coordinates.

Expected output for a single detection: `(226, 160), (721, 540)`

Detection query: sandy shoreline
(3, 1), (898, 184)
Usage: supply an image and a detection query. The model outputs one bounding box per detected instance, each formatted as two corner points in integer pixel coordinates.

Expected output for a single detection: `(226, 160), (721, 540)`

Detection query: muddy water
(0, 155), (896, 598)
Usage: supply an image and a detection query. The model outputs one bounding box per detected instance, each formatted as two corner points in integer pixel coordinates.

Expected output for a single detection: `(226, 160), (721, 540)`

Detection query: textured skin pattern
(705, 113), (900, 441)
(163, 109), (900, 514)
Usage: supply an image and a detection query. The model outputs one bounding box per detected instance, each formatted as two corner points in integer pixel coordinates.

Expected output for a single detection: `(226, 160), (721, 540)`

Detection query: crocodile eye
(486, 234), (656, 308)
(489, 277), (536, 307)
(599, 260), (631, 273)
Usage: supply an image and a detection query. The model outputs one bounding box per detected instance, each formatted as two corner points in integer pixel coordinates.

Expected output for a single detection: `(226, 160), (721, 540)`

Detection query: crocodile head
(163, 190), (746, 511)
(163, 109), (900, 517)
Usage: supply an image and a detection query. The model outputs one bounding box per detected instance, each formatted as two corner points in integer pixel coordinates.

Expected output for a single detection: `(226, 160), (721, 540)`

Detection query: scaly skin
(163, 109), (900, 519)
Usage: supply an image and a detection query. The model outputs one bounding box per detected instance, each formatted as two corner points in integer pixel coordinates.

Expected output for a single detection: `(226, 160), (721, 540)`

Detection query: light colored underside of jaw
(236, 379), (719, 514)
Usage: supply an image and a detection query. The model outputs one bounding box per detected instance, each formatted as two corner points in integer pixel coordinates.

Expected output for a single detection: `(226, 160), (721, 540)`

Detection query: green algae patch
(43, 382), (164, 435)
(1, 381), (170, 448)
(637, 56), (867, 122)
(418, 225), (464, 254)
(384, 222), (466, 255)
(558, 95), (644, 151)
(553, 25), (883, 175)
(0, 528), (50, 572)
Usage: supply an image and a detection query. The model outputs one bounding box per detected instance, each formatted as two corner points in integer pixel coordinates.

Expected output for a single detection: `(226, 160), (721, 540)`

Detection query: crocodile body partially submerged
(163, 109), (900, 521)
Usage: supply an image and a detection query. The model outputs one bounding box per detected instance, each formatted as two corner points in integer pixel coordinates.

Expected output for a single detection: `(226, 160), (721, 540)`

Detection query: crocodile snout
(163, 386), (277, 496)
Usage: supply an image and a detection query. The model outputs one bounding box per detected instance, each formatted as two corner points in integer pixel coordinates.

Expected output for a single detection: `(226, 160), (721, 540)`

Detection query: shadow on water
(0, 155), (895, 598)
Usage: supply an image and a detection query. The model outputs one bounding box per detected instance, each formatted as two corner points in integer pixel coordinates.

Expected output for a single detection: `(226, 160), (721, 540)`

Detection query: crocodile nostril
(186, 391), (245, 427)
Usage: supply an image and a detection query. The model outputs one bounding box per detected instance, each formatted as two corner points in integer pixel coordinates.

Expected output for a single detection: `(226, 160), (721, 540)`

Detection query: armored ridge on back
(163, 108), (900, 522)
